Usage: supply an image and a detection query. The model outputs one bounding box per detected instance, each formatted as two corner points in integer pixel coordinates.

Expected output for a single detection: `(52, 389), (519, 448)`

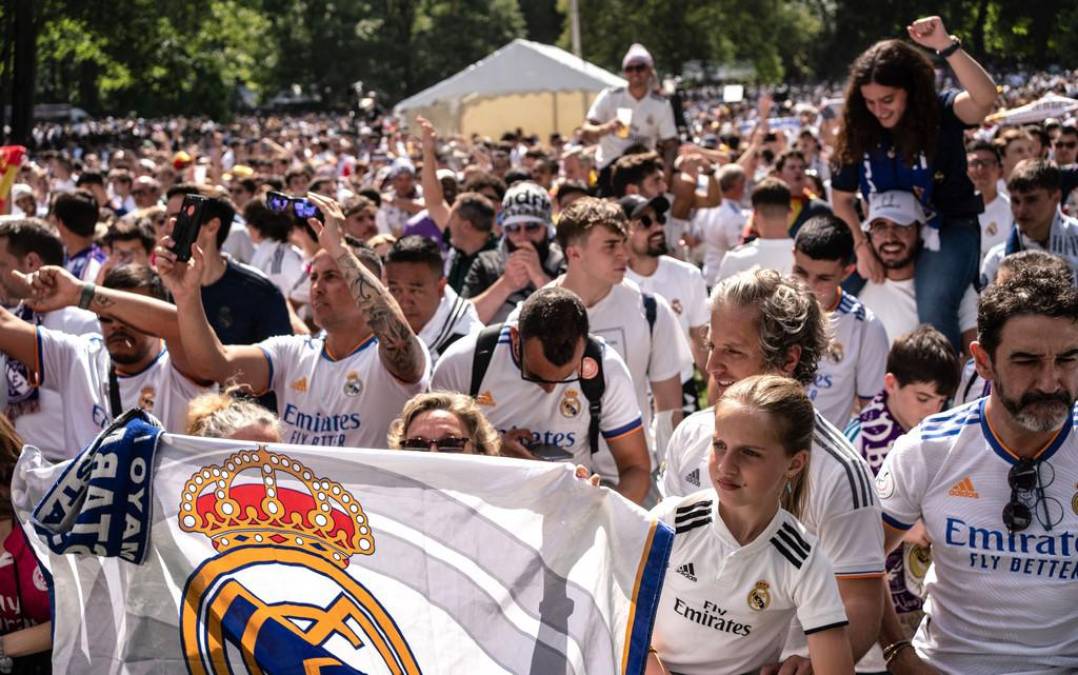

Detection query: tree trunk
(11, 0), (36, 146)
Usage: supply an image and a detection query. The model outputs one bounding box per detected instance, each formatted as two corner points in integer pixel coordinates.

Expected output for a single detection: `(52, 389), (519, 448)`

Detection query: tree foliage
(4, 0), (1076, 119)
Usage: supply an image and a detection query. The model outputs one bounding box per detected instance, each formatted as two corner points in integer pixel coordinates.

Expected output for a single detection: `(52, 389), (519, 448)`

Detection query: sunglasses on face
(1055, 140), (1077, 150)
(504, 222), (544, 234)
(624, 64), (648, 73)
(636, 214), (666, 228)
(1002, 458), (1063, 532)
(400, 435), (470, 453)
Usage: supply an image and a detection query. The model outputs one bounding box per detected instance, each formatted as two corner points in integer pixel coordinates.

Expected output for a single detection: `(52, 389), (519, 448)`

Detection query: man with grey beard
(875, 270), (1078, 674)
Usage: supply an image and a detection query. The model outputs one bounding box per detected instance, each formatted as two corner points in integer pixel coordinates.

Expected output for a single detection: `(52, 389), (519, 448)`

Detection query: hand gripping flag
(0, 146), (26, 212)
(14, 414), (673, 674)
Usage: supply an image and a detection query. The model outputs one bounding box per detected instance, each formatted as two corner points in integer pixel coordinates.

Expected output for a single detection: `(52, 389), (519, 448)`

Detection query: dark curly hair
(834, 39), (940, 167)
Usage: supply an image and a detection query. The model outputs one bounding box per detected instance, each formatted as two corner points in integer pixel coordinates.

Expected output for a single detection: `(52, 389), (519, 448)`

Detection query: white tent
(987, 93), (1078, 125)
(394, 39), (625, 140)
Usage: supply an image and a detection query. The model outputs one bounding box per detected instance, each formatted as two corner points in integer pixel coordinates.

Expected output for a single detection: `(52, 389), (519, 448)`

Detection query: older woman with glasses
(388, 391), (500, 455)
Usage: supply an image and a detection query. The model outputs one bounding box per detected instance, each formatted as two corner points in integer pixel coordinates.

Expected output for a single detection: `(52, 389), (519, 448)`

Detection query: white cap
(622, 43), (653, 70)
(863, 190), (927, 230)
(11, 183), (32, 201)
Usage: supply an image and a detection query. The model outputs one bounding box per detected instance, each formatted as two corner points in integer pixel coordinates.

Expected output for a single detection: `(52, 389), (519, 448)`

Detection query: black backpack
(467, 294), (657, 455)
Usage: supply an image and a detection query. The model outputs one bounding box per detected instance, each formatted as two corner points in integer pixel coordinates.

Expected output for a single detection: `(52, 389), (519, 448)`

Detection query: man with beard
(0, 263), (209, 455)
(875, 271), (1078, 674)
(623, 194), (709, 413)
(462, 181), (564, 324)
(856, 191), (978, 354)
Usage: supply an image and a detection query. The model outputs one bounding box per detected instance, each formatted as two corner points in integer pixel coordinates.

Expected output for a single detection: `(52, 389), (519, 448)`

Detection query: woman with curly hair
(388, 391), (500, 456)
(831, 16), (997, 351)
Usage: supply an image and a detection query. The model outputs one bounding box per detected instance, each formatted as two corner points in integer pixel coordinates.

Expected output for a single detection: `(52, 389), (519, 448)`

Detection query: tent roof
(395, 39), (625, 112)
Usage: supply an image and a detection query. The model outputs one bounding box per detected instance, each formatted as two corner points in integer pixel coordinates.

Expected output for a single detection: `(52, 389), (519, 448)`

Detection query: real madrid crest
(343, 371), (363, 397)
(139, 386), (156, 412)
(747, 580), (771, 611)
(560, 389), (582, 418)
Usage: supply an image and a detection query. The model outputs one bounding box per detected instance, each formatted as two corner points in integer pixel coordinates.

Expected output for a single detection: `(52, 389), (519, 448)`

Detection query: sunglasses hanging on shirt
(1002, 458), (1064, 532)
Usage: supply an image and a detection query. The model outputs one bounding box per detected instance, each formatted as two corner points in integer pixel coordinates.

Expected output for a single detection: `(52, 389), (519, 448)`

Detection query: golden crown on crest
(177, 446), (375, 568)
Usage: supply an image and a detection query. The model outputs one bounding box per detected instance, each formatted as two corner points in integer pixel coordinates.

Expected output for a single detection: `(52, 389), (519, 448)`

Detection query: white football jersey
(431, 324), (643, 471)
(5, 306), (99, 460)
(416, 286), (483, 365)
(715, 238), (795, 282)
(258, 334), (431, 449)
(650, 491), (848, 674)
(661, 407), (885, 577)
(586, 86), (677, 169)
(878, 399), (1078, 674)
(249, 239), (307, 302)
(956, 357), (991, 406)
(697, 200), (747, 286)
(625, 256), (710, 337)
(808, 291), (889, 428)
(36, 326), (208, 456)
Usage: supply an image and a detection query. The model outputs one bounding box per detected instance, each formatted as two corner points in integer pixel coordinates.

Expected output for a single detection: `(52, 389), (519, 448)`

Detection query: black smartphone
(527, 443), (573, 463)
(171, 194), (207, 262)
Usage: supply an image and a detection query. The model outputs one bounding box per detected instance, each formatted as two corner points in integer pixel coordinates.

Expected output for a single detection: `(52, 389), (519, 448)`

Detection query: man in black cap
(623, 194), (710, 413)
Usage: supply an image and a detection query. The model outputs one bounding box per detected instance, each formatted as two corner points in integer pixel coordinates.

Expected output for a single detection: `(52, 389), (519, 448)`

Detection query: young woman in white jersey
(648, 376), (853, 675)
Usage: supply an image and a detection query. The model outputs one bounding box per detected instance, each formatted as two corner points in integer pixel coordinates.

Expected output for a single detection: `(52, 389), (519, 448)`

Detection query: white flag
(13, 412), (672, 674)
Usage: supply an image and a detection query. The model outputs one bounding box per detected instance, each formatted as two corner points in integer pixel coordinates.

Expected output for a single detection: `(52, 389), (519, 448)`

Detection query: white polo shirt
(35, 326), (208, 455)
(808, 291), (889, 428)
(716, 238), (795, 282)
(650, 491), (848, 674)
(431, 324), (643, 470)
(258, 333), (431, 448)
(587, 86), (677, 169)
(661, 407), (885, 578)
(878, 399), (1078, 674)
(5, 306), (99, 460)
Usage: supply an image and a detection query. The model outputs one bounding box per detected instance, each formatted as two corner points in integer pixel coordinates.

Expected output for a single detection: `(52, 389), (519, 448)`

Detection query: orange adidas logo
(475, 391), (495, 406)
(290, 377), (308, 393)
(948, 476), (979, 499)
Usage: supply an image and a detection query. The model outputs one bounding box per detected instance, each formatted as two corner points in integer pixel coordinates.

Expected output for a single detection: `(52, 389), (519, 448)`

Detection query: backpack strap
(580, 337), (607, 454)
(469, 324), (504, 398)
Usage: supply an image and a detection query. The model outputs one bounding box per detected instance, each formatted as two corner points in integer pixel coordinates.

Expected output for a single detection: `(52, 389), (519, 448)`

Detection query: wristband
(882, 639), (912, 665)
(78, 282), (96, 310)
(937, 36), (962, 58)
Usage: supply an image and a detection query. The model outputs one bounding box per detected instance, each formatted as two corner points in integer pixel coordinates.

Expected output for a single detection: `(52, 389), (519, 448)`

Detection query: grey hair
(709, 267), (827, 385)
(186, 392), (281, 439)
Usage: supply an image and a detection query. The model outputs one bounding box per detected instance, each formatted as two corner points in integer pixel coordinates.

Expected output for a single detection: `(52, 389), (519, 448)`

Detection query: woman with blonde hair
(388, 391), (499, 456)
(186, 390), (281, 443)
(647, 375), (852, 675)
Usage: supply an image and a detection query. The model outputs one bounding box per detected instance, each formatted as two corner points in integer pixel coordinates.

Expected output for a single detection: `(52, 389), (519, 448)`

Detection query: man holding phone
(163, 184), (292, 346)
(156, 192), (431, 449)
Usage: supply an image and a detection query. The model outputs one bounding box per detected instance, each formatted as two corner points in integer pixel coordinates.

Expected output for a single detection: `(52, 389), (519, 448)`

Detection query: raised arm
(155, 240), (271, 392)
(0, 305), (40, 376)
(907, 16), (997, 125)
(416, 116), (451, 230)
(307, 192), (426, 384)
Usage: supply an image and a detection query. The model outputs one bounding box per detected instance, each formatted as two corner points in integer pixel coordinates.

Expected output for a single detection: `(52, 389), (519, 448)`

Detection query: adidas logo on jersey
(676, 563), (697, 582)
(475, 391), (495, 406)
(685, 468), (701, 487)
(290, 377), (308, 393)
(948, 476), (979, 499)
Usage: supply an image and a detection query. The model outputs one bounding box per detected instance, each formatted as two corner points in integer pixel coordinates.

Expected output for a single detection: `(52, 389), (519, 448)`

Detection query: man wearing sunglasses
(876, 272), (1078, 674)
(581, 43), (677, 197)
(463, 181), (564, 324)
(432, 287), (650, 504)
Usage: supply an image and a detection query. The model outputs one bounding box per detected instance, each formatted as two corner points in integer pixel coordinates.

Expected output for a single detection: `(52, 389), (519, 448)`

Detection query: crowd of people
(0, 13), (1075, 674)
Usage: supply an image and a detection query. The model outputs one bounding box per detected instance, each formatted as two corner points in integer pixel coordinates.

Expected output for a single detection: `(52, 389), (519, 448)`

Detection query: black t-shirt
(832, 90), (982, 218)
(446, 237), (498, 293)
(201, 258), (292, 345)
(460, 240), (566, 323)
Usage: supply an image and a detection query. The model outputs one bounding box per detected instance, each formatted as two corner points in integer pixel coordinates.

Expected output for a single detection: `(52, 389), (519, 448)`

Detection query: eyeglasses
(400, 435), (470, 453)
(1002, 458), (1064, 532)
(624, 64), (648, 73)
(504, 222), (544, 234)
(636, 214), (666, 228)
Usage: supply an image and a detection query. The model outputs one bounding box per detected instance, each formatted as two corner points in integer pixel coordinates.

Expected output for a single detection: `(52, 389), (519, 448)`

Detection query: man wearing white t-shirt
(544, 197), (690, 476)
(856, 191), (978, 355)
(792, 215), (889, 427)
(0, 263), (209, 456)
(966, 140), (1011, 263)
(877, 273), (1078, 674)
(432, 287), (651, 503)
(716, 178), (795, 282)
(980, 159), (1078, 289)
(582, 43), (677, 195)
(158, 193), (430, 449)
(623, 194), (709, 415)
(385, 235), (482, 365)
(696, 164), (748, 287)
(661, 268), (884, 670)
(0, 219), (100, 459)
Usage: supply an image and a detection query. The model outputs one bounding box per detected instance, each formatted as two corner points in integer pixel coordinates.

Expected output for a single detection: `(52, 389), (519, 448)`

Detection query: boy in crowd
(844, 325), (960, 674)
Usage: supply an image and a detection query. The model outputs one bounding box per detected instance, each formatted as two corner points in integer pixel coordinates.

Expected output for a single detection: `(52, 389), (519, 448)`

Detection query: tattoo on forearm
(91, 292), (115, 310)
(334, 251), (423, 381)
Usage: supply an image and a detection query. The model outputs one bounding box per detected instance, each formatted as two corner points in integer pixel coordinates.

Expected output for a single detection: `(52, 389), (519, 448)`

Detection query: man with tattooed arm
(155, 192), (431, 449)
